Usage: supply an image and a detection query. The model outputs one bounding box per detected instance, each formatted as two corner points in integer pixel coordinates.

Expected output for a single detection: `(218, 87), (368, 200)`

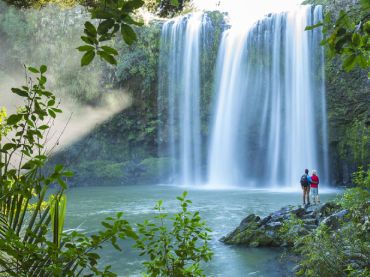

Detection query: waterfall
(158, 13), (211, 185)
(158, 5), (329, 188)
(207, 5), (329, 187)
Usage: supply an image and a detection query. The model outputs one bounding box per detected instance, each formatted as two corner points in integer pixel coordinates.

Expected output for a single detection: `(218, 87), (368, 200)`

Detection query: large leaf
(100, 46), (118, 56)
(6, 114), (22, 125)
(97, 19), (115, 35)
(77, 45), (95, 52)
(122, 0), (144, 12)
(11, 88), (28, 97)
(343, 54), (357, 71)
(50, 194), (67, 248)
(84, 21), (97, 37)
(81, 50), (96, 66)
(98, 51), (117, 65)
(120, 23), (137, 45)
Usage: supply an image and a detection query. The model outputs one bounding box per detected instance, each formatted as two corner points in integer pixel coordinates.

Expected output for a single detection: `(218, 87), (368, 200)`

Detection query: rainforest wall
(0, 1), (368, 186)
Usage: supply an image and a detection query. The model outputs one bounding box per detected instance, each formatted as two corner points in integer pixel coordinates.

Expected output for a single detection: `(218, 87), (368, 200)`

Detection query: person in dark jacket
(300, 169), (311, 205)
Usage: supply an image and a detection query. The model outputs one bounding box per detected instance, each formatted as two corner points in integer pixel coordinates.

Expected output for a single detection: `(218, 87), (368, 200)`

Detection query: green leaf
(40, 65), (47, 74)
(351, 33), (361, 47)
(360, 0), (370, 9)
(81, 50), (96, 66)
(1, 143), (15, 152)
(122, 0), (144, 12)
(343, 54), (357, 71)
(21, 160), (36, 170)
(55, 164), (63, 173)
(47, 99), (55, 106)
(98, 51), (117, 65)
(28, 66), (39, 73)
(48, 109), (56, 118)
(51, 108), (62, 113)
(120, 23), (137, 45)
(62, 171), (74, 177)
(305, 22), (323, 31)
(77, 45), (95, 52)
(57, 177), (67, 189)
(39, 75), (47, 86)
(11, 88), (28, 97)
(97, 19), (115, 35)
(123, 15), (144, 26)
(357, 54), (367, 68)
(100, 46), (118, 55)
(364, 21), (370, 35)
(81, 36), (96, 45)
(170, 0), (178, 6)
(7, 114), (22, 125)
(90, 9), (114, 19)
(84, 21), (97, 37)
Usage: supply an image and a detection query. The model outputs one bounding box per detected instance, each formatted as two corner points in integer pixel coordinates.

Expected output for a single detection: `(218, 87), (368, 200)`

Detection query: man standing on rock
(300, 169), (311, 206)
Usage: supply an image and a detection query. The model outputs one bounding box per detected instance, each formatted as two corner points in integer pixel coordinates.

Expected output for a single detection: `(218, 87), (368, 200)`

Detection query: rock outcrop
(220, 201), (343, 247)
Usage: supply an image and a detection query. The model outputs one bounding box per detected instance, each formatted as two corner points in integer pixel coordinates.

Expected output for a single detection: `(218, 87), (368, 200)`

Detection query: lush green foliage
(78, 0), (145, 66)
(115, 21), (161, 93)
(287, 168), (370, 277)
(0, 69), (213, 275)
(338, 120), (370, 171)
(135, 191), (213, 277)
(278, 214), (305, 246)
(0, 66), (137, 276)
(306, 0), (370, 77)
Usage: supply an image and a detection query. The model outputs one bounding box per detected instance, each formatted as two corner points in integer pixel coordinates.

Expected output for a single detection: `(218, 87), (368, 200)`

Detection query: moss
(138, 157), (175, 183)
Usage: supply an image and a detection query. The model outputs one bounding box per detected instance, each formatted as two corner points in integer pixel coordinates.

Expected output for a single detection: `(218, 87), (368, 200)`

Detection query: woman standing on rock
(310, 170), (320, 204)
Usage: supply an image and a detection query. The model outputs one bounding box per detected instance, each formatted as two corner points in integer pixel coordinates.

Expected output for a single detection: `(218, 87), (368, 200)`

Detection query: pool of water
(65, 185), (338, 276)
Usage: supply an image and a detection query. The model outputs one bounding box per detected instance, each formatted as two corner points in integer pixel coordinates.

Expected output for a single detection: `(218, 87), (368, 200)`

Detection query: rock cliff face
(305, 1), (370, 186)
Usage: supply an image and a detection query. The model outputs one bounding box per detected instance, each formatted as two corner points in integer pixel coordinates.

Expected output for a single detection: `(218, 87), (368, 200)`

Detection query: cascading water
(158, 5), (329, 188)
(158, 13), (212, 185)
(207, 5), (329, 187)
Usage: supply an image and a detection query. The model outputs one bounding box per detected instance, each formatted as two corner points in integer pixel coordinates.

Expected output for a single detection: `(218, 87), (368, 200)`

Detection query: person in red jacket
(310, 170), (320, 204)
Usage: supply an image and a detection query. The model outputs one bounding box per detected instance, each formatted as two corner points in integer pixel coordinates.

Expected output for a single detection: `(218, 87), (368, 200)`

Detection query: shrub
(134, 191), (213, 277)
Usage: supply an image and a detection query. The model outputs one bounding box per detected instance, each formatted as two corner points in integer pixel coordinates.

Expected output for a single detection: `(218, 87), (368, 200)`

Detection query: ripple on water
(65, 185), (339, 276)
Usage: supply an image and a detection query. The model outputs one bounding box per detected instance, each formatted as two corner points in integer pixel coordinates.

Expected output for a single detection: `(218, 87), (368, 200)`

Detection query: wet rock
(221, 202), (344, 248)
(322, 209), (349, 230)
(303, 224), (318, 230)
(259, 215), (272, 225)
(302, 218), (317, 225)
(290, 207), (306, 217)
(319, 202), (341, 217)
(240, 214), (260, 226)
(302, 212), (315, 219)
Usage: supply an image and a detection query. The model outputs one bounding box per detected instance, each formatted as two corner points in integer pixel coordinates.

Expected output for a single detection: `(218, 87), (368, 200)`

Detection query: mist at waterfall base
(158, 5), (329, 189)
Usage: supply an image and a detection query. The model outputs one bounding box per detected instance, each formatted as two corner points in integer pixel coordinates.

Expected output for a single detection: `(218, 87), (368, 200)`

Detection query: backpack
(300, 174), (308, 186)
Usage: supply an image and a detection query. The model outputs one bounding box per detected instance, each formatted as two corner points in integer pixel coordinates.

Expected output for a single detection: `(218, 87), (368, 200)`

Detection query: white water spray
(208, 6), (328, 187)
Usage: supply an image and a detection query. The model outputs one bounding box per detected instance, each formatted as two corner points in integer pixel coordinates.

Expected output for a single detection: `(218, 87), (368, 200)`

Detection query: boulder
(221, 202), (343, 248)
(322, 209), (349, 230)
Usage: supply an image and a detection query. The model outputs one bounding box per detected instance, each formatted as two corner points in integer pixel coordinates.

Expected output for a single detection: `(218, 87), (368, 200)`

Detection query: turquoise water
(65, 185), (338, 276)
